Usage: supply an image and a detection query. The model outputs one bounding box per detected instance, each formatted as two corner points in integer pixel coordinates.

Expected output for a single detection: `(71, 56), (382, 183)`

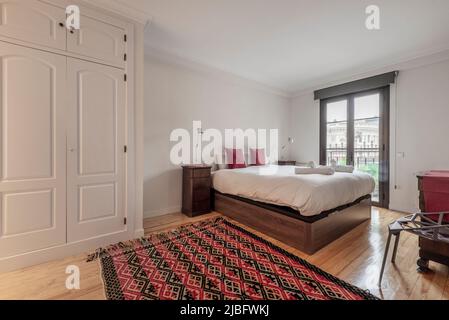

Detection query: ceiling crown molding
(145, 44), (291, 99)
(292, 47), (449, 98)
(80, 0), (152, 25)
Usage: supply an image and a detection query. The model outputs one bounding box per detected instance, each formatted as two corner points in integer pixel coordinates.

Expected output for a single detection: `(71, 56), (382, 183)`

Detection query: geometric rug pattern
(88, 218), (378, 300)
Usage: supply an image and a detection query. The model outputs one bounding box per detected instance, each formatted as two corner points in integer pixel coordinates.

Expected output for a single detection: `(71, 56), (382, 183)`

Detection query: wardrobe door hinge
(124, 217), (127, 225)
(124, 53), (127, 61)
(124, 145), (128, 153)
(124, 74), (127, 82)
(124, 34), (127, 42)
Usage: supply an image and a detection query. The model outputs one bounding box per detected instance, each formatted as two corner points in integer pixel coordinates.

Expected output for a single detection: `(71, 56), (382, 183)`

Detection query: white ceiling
(113, 0), (449, 94)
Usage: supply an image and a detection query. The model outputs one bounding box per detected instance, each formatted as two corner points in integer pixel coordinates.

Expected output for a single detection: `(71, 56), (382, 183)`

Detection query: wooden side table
(182, 165), (212, 217)
(277, 160), (297, 166)
(417, 174), (449, 270)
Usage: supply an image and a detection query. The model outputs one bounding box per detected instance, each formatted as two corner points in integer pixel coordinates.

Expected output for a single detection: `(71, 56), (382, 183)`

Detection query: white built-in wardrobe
(0, 0), (143, 270)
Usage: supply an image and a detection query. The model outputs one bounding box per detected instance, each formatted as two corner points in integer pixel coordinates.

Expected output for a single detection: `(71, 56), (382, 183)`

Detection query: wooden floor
(0, 207), (448, 300)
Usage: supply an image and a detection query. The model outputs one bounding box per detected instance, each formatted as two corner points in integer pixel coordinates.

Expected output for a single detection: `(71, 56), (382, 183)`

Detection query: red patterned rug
(88, 218), (378, 300)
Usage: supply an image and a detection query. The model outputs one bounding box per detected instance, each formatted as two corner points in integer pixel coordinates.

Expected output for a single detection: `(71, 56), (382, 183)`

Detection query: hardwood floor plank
(442, 275), (449, 300)
(0, 208), (447, 300)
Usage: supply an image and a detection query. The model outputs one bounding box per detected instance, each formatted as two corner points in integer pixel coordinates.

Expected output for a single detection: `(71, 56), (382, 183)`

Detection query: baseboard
(134, 228), (145, 238)
(388, 203), (414, 214)
(144, 206), (181, 218)
(0, 231), (132, 273)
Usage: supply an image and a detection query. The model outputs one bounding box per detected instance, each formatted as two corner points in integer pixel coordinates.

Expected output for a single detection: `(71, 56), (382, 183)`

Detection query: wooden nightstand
(182, 165), (212, 217)
(277, 160), (297, 166)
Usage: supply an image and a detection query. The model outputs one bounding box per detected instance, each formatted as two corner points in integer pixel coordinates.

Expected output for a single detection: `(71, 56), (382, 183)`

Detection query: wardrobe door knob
(59, 22), (64, 27)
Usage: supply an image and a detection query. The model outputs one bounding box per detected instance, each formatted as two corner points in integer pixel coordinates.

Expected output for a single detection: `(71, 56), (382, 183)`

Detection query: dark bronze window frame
(319, 87), (390, 208)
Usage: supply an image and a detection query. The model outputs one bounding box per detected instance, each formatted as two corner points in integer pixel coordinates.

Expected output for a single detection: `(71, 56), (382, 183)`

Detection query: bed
(211, 165), (375, 254)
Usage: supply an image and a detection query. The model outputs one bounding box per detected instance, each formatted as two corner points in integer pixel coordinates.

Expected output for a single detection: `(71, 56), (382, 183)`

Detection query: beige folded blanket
(295, 166), (335, 175)
(329, 160), (354, 173)
(333, 165), (354, 173)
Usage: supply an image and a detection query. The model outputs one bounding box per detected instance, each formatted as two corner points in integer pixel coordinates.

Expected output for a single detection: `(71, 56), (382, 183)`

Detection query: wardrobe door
(67, 15), (126, 67)
(0, 0), (67, 50)
(0, 42), (66, 258)
(67, 58), (126, 242)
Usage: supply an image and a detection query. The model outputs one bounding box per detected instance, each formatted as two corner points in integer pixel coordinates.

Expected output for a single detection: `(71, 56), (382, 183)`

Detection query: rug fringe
(86, 238), (146, 262)
(86, 217), (225, 262)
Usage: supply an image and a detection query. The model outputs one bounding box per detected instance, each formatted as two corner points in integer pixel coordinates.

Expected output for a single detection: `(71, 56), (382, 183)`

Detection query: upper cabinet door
(67, 15), (126, 67)
(0, 0), (66, 50)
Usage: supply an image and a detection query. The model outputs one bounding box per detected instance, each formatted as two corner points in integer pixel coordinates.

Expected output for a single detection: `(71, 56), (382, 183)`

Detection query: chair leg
(391, 233), (400, 263)
(378, 232), (392, 287)
(417, 258), (430, 273)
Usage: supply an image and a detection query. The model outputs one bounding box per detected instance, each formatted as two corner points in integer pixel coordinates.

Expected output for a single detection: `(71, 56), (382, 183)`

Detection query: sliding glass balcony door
(320, 88), (389, 207)
(324, 99), (348, 166)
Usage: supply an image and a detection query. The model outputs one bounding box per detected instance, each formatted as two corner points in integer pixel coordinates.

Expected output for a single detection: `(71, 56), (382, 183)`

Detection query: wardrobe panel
(67, 15), (125, 67)
(79, 183), (116, 222)
(2, 189), (53, 236)
(67, 58), (126, 242)
(0, 0), (66, 50)
(77, 70), (116, 176)
(2, 55), (53, 180)
(0, 42), (66, 258)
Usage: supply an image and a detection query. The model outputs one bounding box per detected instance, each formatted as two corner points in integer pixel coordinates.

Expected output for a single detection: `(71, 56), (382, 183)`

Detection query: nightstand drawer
(194, 168), (212, 178)
(193, 181), (210, 202)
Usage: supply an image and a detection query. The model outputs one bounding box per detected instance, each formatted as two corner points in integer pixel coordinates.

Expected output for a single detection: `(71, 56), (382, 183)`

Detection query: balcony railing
(326, 148), (379, 165)
(326, 148), (380, 201)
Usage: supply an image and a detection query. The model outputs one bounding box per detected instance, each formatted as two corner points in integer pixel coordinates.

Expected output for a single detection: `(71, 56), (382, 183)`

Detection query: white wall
(144, 54), (291, 217)
(390, 59), (449, 212)
(290, 57), (449, 213)
(289, 92), (320, 164)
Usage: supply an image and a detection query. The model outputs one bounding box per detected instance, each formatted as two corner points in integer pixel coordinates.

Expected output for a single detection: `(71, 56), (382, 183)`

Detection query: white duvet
(212, 165), (375, 216)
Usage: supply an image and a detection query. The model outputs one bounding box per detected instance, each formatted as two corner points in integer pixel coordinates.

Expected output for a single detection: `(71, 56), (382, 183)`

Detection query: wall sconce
(281, 137), (294, 160)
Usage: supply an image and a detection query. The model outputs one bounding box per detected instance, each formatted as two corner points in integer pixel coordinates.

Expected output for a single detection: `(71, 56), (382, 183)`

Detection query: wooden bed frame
(213, 191), (371, 255)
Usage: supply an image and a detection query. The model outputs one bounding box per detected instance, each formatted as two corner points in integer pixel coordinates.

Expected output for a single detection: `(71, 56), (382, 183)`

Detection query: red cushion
(250, 148), (266, 166)
(225, 148), (246, 169)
